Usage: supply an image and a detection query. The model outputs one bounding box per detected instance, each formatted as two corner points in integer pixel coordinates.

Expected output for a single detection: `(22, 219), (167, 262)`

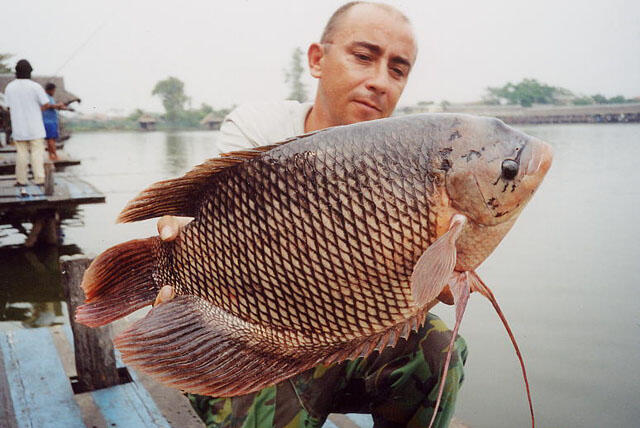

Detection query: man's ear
(307, 43), (324, 79)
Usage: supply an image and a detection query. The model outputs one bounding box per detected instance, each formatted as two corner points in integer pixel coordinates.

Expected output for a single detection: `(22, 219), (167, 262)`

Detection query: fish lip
(526, 140), (553, 176)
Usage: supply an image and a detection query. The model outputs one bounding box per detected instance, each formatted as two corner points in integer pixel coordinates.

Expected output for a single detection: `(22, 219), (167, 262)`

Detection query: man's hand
(154, 285), (175, 306)
(157, 215), (192, 241)
(153, 215), (192, 306)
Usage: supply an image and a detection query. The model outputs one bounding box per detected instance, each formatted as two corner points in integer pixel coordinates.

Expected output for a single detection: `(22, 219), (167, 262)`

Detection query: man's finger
(153, 285), (175, 306)
(157, 215), (192, 241)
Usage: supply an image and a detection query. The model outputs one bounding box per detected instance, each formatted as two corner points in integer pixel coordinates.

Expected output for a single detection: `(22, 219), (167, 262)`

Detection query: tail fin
(76, 237), (162, 327)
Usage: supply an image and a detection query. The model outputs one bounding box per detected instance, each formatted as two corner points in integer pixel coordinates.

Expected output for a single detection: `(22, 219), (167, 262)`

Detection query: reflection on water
(0, 244), (80, 328)
(163, 132), (191, 175)
(0, 126), (638, 427)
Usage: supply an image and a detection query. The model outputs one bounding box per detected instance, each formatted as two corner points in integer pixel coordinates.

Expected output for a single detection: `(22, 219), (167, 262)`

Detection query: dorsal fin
(117, 140), (294, 223)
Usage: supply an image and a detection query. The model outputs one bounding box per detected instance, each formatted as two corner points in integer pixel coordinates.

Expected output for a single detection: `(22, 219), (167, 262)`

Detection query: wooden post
(61, 256), (120, 391)
(44, 161), (55, 196)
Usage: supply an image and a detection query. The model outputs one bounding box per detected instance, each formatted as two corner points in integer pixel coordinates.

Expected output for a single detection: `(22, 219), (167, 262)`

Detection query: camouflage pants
(189, 313), (467, 428)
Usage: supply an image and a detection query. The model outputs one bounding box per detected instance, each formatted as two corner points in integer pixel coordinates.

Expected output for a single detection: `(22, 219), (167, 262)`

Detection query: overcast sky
(2, 0), (639, 114)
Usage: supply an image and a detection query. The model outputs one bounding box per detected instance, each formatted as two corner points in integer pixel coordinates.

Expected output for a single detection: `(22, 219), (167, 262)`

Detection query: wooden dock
(0, 151), (80, 175)
(0, 172), (104, 246)
(0, 140), (64, 153)
(0, 173), (103, 211)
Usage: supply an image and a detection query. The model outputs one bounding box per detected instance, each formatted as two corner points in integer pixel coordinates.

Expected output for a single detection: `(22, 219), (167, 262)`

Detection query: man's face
(313, 5), (417, 126)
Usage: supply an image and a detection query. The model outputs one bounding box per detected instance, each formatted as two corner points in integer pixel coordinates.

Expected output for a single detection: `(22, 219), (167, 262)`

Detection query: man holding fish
(156, 2), (468, 427)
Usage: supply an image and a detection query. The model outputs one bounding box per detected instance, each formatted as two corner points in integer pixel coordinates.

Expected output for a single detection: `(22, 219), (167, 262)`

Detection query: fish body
(77, 114), (551, 417)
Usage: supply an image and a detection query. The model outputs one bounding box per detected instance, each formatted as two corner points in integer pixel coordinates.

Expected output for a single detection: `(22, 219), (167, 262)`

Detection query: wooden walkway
(0, 173), (104, 246)
(0, 151), (80, 175)
(0, 174), (104, 213)
(0, 140), (64, 154)
(0, 325), (204, 428)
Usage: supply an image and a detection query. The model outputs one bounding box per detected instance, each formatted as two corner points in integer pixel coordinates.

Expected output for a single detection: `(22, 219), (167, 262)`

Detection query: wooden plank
(62, 257), (120, 392)
(63, 323), (205, 428)
(327, 413), (367, 428)
(0, 337), (19, 428)
(0, 173), (104, 213)
(0, 328), (84, 428)
(91, 382), (173, 428)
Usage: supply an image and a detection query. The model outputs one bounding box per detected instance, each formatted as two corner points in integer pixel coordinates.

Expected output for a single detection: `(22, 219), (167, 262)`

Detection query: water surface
(0, 125), (638, 427)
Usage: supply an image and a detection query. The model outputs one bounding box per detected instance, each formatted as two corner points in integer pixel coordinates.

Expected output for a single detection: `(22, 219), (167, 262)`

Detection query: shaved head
(320, 2), (412, 44)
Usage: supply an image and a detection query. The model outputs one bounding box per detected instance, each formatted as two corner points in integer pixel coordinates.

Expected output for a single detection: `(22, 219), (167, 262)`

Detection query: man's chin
(345, 110), (384, 125)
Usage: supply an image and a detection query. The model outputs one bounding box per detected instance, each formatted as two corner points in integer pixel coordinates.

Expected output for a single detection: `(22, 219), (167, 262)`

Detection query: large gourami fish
(77, 114), (552, 428)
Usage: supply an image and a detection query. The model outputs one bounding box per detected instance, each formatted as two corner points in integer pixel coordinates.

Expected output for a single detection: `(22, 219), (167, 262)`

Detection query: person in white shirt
(4, 59), (64, 186)
(155, 2), (467, 427)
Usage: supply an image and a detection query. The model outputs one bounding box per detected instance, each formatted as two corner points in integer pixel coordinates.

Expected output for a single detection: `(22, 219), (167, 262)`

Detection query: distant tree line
(285, 47), (308, 103)
(483, 78), (636, 107)
(150, 76), (231, 128)
(0, 53), (12, 74)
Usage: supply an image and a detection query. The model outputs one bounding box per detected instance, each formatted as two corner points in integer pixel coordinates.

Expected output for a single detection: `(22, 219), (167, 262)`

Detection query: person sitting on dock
(42, 82), (67, 161)
(157, 3), (467, 428)
(4, 59), (64, 187)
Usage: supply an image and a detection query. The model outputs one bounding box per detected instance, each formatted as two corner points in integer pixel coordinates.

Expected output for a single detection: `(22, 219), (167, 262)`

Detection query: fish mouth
(526, 140), (553, 177)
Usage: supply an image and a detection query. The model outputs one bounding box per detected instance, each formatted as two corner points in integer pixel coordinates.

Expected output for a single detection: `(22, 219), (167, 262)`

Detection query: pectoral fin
(410, 214), (466, 307)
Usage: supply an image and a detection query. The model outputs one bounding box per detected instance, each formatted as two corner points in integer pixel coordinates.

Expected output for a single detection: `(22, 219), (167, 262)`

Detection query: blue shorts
(44, 122), (59, 139)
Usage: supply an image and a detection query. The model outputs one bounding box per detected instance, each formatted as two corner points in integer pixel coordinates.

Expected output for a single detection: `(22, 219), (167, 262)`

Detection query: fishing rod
(53, 18), (110, 76)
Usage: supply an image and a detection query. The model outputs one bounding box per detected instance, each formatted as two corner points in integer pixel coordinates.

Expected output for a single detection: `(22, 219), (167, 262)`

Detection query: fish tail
(76, 237), (161, 327)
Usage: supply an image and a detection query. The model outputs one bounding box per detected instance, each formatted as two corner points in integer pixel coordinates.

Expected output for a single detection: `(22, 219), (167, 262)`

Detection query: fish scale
(162, 133), (423, 344)
(76, 114), (551, 423)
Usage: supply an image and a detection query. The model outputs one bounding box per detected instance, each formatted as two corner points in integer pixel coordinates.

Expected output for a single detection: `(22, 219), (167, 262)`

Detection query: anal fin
(113, 295), (323, 397)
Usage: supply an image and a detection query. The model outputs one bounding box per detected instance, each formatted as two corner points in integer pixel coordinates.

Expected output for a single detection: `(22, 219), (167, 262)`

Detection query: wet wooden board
(0, 173), (104, 213)
(1, 326), (198, 428)
(0, 328), (85, 428)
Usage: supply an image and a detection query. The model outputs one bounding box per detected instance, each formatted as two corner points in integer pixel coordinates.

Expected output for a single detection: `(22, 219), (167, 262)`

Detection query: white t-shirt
(217, 100), (313, 153)
(4, 79), (49, 141)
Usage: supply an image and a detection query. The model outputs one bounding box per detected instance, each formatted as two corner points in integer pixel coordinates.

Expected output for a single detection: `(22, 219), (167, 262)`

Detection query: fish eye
(501, 159), (519, 180)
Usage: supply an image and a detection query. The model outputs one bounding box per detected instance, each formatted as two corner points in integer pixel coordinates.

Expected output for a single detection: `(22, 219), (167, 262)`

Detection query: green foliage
(572, 96), (593, 106)
(574, 93), (634, 105)
(65, 117), (139, 132)
(485, 78), (572, 107)
(152, 77), (190, 124)
(127, 108), (146, 121)
(0, 53), (12, 74)
(607, 95), (630, 104)
(285, 47), (308, 103)
(440, 100), (451, 110)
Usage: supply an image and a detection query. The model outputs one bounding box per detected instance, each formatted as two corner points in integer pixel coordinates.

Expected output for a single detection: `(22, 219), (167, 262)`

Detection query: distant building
(200, 112), (225, 130)
(138, 114), (157, 131)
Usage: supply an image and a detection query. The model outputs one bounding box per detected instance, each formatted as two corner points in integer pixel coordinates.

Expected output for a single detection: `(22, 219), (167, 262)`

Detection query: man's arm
(36, 84), (63, 111)
(40, 102), (65, 111)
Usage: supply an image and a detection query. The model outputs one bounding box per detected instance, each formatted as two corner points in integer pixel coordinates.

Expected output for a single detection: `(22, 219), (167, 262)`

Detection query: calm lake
(1, 124), (639, 427)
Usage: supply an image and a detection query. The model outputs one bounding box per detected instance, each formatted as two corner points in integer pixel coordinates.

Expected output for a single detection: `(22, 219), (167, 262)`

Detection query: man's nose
(365, 63), (390, 95)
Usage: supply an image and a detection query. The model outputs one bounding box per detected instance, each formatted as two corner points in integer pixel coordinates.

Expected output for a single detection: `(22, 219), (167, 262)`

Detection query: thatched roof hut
(0, 75), (81, 105)
(200, 112), (225, 130)
(138, 114), (157, 130)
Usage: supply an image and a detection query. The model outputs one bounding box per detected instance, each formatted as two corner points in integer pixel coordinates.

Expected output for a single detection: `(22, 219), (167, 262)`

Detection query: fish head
(440, 115), (552, 225)
(427, 114), (553, 269)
